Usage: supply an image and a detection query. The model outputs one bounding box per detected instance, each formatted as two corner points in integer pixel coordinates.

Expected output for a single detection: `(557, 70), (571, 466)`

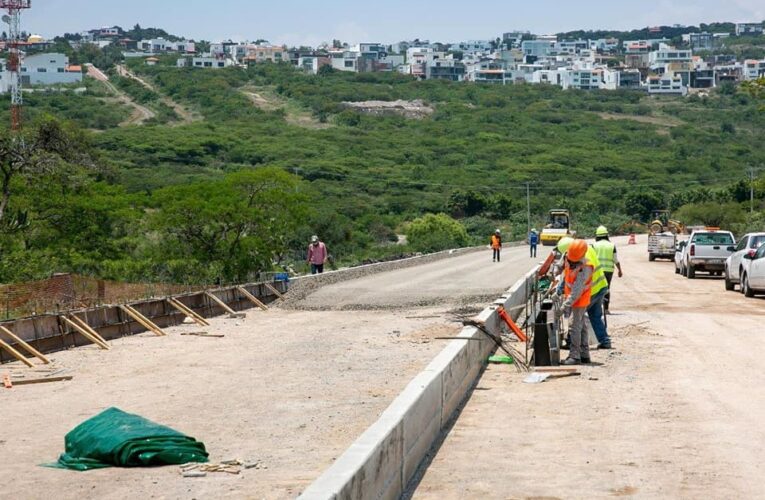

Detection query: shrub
(406, 213), (470, 253)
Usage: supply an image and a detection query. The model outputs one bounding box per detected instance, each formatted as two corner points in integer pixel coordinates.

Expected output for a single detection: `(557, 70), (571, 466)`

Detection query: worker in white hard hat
(528, 228), (539, 258)
(593, 225), (623, 314)
(491, 229), (502, 262)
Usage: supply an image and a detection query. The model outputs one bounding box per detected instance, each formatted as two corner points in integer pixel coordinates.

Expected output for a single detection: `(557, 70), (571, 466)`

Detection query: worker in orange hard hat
(559, 239), (594, 365)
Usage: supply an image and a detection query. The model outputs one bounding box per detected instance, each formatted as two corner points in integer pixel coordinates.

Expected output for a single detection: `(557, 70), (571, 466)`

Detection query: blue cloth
(587, 288), (610, 346)
(529, 232), (539, 245)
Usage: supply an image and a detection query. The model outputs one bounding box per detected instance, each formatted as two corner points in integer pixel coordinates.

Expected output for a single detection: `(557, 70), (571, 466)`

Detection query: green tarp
(48, 407), (209, 471)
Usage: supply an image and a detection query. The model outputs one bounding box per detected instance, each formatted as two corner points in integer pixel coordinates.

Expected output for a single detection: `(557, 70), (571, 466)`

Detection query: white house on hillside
(0, 53), (82, 93)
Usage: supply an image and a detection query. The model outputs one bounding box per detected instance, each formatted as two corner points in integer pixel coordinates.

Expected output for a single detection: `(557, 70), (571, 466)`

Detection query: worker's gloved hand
(562, 299), (572, 317)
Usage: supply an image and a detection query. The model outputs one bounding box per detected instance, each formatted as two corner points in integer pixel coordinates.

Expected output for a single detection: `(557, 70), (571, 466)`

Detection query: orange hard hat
(567, 239), (588, 262)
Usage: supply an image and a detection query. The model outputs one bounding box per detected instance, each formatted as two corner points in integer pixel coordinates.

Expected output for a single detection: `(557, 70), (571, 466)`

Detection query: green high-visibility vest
(586, 247), (609, 296)
(593, 240), (616, 273)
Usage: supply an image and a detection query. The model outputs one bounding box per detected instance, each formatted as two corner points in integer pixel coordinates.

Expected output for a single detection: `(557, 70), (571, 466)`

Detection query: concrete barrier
(299, 266), (540, 500)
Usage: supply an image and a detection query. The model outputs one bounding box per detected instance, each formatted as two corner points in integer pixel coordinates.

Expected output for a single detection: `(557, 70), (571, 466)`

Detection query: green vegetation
(0, 62), (763, 286)
(406, 213), (470, 253)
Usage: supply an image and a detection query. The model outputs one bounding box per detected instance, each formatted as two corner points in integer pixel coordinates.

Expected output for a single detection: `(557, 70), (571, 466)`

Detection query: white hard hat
(495, 229), (501, 234)
(311, 235), (319, 242)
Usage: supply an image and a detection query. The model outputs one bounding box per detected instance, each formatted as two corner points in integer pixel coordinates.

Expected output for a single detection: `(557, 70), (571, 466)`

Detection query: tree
(0, 119), (85, 231)
(153, 168), (308, 283)
(406, 213), (470, 253)
(624, 189), (664, 221)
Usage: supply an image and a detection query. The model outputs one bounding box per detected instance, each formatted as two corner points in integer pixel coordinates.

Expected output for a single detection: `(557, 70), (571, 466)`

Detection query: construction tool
(461, 319), (529, 372)
(497, 306), (527, 342)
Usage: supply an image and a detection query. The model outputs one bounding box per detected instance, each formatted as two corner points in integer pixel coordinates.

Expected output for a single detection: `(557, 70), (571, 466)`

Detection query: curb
(298, 266), (540, 499)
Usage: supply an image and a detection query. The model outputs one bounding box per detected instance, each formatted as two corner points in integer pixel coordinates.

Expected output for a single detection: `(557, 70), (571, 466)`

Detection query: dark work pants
(604, 271), (614, 311)
(493, 249), (501, 261)
(530, 244), (537, 258)
(311, 263), (324, 275)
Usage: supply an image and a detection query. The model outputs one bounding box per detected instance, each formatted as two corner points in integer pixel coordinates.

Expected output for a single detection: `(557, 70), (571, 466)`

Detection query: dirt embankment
(341, 99), (434, 119)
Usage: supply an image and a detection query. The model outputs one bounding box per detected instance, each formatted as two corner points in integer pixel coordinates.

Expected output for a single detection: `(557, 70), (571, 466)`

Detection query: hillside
(1, 61), (764, 285)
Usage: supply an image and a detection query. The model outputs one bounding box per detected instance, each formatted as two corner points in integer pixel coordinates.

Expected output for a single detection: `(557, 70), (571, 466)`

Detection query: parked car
(683, 229), (736, 279)
(724, 232), (765, 291)
(741, 244), (765, 297)
(674, 240), (688, 274)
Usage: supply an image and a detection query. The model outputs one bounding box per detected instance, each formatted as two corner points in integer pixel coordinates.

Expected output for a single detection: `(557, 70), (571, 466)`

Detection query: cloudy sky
(23, 0), (765, 45)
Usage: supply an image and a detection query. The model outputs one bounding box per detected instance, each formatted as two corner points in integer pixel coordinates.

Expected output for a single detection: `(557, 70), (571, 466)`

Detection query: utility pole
(750, 167), (756, 215)
(526, 182), (531, 236)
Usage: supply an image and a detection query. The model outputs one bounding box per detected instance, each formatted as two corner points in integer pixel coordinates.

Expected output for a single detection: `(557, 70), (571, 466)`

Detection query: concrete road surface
(413, 235), (765, 499)
(296, 244), (543, 311)
(0, 244), (540, 499)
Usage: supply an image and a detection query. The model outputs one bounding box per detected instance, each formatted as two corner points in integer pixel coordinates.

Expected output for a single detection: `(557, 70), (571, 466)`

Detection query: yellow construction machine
(540, 209), (574, 246)
(649, 210), (685, 235)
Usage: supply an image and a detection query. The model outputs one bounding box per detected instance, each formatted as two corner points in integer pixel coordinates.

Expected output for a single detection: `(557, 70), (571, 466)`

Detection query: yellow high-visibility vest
(585, 247), (608, 296)
(593, 240), (616, 273)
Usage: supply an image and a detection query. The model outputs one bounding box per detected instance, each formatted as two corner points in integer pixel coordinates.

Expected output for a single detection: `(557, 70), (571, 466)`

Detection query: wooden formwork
(0, 281), (287, 364)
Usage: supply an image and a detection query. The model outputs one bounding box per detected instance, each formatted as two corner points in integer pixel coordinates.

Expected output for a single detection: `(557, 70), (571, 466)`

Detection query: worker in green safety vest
(593, 226), (624, 315)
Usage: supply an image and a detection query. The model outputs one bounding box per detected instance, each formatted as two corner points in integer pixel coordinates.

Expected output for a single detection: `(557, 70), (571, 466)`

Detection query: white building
(735, 23), (764, 36)
(0, 53), (82, 93)
(743, 59), (765, 80)
(646, 74), (688, 95)
(521, 39), (555, 59)
(186, 56), (233, 69)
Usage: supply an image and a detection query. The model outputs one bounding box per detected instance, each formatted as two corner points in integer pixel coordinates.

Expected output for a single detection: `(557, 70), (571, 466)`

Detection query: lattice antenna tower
(2, 0), (31, 131)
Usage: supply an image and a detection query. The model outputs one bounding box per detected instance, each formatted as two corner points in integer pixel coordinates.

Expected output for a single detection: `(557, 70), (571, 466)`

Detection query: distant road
(295, 244), (542, 311)
(84, 63), (155, 125)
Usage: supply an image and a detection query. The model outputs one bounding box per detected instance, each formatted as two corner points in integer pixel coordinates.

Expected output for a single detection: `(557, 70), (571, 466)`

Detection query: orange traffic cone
(628, 233), (636, 245)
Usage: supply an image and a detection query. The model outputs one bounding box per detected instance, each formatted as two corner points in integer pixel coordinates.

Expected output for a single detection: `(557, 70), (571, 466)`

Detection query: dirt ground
(0, 246), (539, 499)
(413, 235), (765, 499)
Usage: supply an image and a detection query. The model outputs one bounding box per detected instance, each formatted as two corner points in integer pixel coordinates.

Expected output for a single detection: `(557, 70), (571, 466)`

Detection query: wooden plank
(236, 287), (268, 311)
(167, 298), (210, 326)
(126, 305), (166, 336)
(69, 316), (110, 347)
(0, 325), (51, 364)
(205, 291), (238, 315)
(11, 375), (73, 386)
(60, 317), (110, 350)
(0, 338), (34, 367)
(533, 367), (580, 374)
(263, 283), (285, 301)
(120, 305), (165, 337)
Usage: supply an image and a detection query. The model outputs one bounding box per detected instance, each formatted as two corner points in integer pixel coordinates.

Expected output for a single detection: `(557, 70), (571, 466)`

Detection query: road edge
(298, 266), (539, 499)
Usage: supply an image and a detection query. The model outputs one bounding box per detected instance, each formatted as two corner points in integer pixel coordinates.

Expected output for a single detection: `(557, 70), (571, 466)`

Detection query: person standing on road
(529, 228), (539, 258)
(560, 240), (593, 365)
(558, 237), (612, 350)
(491, 229), (503, 263)
(593, 226), (623, 314)
(307, 235), (328, 275)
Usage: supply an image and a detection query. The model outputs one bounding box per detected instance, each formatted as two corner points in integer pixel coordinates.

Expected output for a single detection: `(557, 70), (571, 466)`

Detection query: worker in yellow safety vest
(558, 236), (612, 350)
(593, 226), (623, 314)
(560, 240), (593, 365)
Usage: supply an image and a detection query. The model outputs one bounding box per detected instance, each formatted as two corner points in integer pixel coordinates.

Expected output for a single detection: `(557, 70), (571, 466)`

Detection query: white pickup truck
(648, 232), (676, 261)
(682, 229), (736, 279)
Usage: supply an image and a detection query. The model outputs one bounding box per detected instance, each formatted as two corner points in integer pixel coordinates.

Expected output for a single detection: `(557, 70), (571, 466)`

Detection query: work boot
(597, 344), (613, 350)
(581, 356), (591, 364)
(561, 357), (580, 366)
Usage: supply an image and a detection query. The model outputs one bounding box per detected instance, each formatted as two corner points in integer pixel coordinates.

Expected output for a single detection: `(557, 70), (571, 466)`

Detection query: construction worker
(558, 237), (612, 349)
(528, 228), (539, 258)
(559, 239), (593, 365)
(593, 225), (623, 314)
(491, 229), (502, 262)
(307, 235), (328, 274)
